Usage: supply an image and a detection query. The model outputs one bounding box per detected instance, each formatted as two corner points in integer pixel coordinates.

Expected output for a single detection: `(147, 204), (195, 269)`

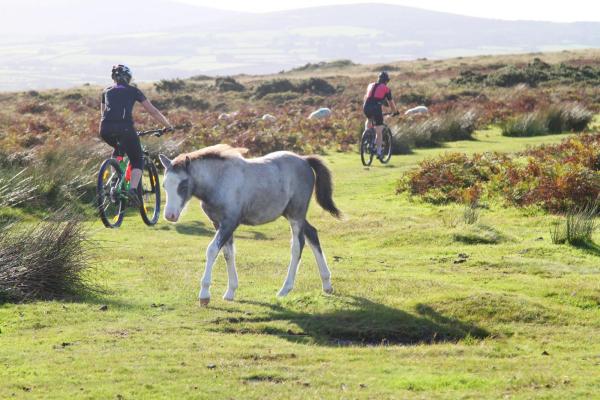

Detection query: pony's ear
(185, 156), (191, 170)
(159, 154), (172, 170)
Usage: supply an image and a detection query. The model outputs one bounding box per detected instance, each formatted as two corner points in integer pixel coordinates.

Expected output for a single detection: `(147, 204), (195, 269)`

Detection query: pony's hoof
(323, 286), (334, 294)
(199, 298), (210, 306)
(223, 293), (235, 302)
(277, 287), (292, 297)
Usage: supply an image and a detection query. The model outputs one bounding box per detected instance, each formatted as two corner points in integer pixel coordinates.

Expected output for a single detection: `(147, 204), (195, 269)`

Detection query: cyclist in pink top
(363, 71), (399, 159)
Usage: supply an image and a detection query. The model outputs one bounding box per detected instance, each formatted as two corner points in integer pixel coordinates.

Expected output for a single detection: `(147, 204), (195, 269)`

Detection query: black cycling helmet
(111, 64), (132, 84)
(378, 71), (390, 84)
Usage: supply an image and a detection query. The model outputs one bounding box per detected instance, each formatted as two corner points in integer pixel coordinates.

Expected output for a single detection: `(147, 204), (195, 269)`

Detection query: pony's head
(159, 154), (194, 222)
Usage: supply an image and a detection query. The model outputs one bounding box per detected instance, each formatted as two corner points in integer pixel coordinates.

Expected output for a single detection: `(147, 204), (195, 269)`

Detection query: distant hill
(1, 2), (599, 91)
(0, 0), (240, 36)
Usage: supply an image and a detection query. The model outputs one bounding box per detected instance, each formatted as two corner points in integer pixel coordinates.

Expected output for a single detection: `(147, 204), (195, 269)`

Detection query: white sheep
(262, 114), (277, 122)
(308, 107), (332, 120)
(404, 105), (429, 115)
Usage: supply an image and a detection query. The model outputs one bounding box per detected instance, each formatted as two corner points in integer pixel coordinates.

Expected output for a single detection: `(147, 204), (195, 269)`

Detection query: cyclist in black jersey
(100, 64), (172, 204)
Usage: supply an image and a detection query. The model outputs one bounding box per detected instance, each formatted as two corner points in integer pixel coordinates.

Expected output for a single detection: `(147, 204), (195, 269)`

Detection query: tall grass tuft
(462, 203), (479, 225)
(0, 209), (96, 302)
(501, 113), (547, 137)
(502, 103), (593, 137)
(550, 203), (598, 245)
(0, 169), (37, 207)
(391, 109), (478, 153)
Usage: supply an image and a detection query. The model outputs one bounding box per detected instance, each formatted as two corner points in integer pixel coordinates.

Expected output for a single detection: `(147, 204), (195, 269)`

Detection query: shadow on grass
(215, 296), (489, 346)
(170, 220), (271, 240)
(173, 220), (213, 236)
(571, 240), (600, 257)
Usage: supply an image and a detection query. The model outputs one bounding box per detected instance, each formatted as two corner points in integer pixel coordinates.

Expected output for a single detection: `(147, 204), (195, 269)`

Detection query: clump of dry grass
(0, 209), (96, 302)
(391, 109), (479, 153)
(0, 169), (37, 207)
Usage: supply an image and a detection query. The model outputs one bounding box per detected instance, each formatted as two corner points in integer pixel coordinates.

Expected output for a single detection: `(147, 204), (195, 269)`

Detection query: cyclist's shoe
(127, 188), (142, 207)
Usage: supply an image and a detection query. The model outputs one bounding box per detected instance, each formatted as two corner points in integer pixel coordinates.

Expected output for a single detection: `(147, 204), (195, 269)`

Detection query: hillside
(1, 3), (600, 90)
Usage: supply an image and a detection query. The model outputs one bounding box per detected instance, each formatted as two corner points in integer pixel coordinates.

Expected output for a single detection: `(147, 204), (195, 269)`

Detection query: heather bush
(399, 134), (600, 213)
(397, 152), (502, 204)
(17, 101), (52, 114)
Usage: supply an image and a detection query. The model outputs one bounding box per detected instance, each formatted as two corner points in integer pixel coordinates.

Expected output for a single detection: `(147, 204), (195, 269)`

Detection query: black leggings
(363, 101), (384, 126)
(100, 122), (144, 170)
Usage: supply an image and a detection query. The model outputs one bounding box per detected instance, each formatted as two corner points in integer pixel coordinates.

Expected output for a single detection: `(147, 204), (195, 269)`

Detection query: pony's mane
(172, 144), (248, 167)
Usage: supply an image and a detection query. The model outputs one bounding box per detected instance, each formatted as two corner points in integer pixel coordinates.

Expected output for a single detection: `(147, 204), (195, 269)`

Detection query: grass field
(1, 128), (599, 399)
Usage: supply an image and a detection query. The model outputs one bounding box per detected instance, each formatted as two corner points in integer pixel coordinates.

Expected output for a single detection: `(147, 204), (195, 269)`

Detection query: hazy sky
(175, 0), (600, 22)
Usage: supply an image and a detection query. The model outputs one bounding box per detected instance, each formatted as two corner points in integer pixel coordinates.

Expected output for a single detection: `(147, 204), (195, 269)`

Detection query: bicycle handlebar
(137, 123), (191, 137)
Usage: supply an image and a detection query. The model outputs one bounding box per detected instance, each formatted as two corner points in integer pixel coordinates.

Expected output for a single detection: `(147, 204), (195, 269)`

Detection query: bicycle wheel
(139, 160), (161, 226)
(97, 158), (124, 228)
(360, 128), (375, 166)
(379, 126), (393, 164)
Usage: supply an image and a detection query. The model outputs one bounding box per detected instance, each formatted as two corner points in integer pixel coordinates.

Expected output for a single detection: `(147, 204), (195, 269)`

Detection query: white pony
(159, 145), (341, 305)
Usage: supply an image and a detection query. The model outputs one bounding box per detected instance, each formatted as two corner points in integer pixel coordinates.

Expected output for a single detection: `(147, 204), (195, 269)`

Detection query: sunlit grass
(1, 129), (599, 398)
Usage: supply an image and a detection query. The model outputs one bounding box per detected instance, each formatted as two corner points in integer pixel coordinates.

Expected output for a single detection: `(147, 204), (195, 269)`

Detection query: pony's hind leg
(222, 237), (238, 301)
(304, 221), (334, 294)
(277, 219), (305, 297)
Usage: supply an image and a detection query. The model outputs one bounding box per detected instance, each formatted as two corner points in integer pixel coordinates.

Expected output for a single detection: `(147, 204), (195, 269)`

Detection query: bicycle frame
(108, 126), (173, 195)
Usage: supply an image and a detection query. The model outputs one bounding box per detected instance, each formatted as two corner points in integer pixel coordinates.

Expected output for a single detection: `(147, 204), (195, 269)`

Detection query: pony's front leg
(199, 223), (237, 306)
(278, 220), (304, 297)
(222, 237), (238, 301)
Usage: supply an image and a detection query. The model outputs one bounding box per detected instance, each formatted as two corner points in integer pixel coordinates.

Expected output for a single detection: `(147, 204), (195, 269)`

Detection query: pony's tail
(304, 156), (342, 219)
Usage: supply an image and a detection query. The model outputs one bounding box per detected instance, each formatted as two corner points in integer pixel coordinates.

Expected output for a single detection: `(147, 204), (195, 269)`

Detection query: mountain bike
(360, 113), (394, 166)
(96, 127), (173, 228)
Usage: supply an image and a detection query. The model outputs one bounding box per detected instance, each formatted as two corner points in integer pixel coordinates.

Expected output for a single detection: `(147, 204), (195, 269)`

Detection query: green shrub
(171, 95), (210, 110)
(254, 79), (297, 98)
(397, 92), (431, 105)
(290, 59), (355, 72)
(261, 91), (300, 103)
(452, 58), (600, 87)
(189, 74), (212, 81)
(296, 78), (336, 95)
(215, 77), (245, 92)
(154, 79), (187, 93)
